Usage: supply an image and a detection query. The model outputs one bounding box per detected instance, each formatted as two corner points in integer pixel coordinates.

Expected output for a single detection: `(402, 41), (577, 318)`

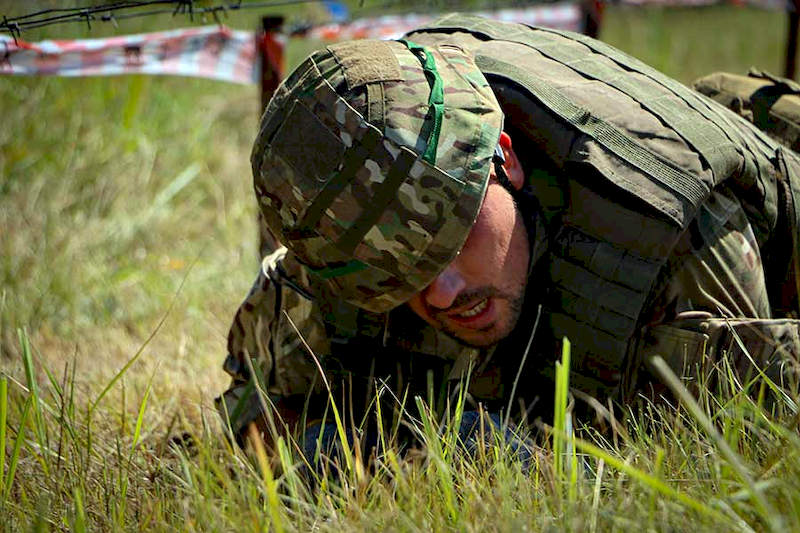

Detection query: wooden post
(583, 0), (604, 38)
(257, 16), (285, 111)
(786, 0), (800, 79)
(256, 16), (285, 256)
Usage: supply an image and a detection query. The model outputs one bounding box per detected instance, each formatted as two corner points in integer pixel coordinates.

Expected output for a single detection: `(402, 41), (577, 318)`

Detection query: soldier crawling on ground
(216, 14), (800, 466)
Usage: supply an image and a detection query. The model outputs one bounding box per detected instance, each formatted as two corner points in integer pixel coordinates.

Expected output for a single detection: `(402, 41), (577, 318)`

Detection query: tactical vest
(401, 15), (800, 398)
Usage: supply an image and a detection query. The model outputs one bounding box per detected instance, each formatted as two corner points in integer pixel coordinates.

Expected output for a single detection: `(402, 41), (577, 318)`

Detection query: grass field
(1, 2), (797, 530)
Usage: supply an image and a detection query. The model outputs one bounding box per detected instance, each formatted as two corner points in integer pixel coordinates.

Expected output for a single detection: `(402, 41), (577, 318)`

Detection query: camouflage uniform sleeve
(628, 186), (800, 400)
(215, 247), (330, 441)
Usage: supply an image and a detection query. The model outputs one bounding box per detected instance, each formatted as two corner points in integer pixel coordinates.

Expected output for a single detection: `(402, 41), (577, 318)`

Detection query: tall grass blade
(3, 396), (31, 502)
(90, 339), (147, 417)
(414, 396), (457, 523)
(90, 255), (195, 415)
(18, 329), (38, 402)
(130, 382), (152, 454)
(18, 328), (48, 476)
(572, 435), (737, 527)
(649, 355), (781, 531)
(725, 319), (798, 414)
(375, 384), (388, 457)
(152, 163), (202, 209)
(277, 436), (304, 503)
(505, 304), (541, 426)
(248, 424), (285, 533)
(589, 459), (604, 533)
(72, 486), (87, 533)
(282, 310), (354, 474)
(568, 411), (578, 502)
(0, 377), (6, 486)
(449, 368), (470, 451)
(553, 337), (571, 483)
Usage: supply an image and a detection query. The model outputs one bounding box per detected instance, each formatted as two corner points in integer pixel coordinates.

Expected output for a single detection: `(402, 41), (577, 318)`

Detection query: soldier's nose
(423, 264), (466, 310)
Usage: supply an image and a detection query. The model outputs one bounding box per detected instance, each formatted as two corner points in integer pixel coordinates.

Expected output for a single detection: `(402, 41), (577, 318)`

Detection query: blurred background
(0, 0), (790, 426)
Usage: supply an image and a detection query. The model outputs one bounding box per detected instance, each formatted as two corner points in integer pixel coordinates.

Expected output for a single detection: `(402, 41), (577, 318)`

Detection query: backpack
(694, 69), (800, 153)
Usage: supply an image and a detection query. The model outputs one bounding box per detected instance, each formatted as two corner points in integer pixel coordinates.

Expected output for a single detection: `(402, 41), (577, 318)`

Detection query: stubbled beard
(432, 286), (526, 348)
(428, 183), (531, 348)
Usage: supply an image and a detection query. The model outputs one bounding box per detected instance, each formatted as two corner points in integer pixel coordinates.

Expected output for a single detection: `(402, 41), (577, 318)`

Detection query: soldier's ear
(499, 131), (525, 191)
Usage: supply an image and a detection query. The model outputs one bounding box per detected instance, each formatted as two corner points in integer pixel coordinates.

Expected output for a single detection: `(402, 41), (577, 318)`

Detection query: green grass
(599, 5), (788, 83)
(4, 327), (800, 531)
(0, 2), (796, 531)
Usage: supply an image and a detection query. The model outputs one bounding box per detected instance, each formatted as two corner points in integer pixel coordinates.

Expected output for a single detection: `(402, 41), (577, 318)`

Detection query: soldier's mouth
(446, 297), (495, 329)
(454, 298), (488, 318)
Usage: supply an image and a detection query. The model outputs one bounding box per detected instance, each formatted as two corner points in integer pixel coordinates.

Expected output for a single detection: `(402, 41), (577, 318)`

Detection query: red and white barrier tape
(0, 26), (260, 84)
(307, 3), (584, 41)
(0, 4), (584, 83)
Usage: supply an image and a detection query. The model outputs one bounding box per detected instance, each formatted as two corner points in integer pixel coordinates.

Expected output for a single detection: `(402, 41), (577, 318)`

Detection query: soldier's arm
(215, 248), (329, 450)
(628, 187), (800, 401)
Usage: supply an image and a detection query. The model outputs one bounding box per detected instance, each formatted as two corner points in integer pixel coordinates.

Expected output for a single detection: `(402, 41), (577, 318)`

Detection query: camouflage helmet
(251, 38), (504, 313)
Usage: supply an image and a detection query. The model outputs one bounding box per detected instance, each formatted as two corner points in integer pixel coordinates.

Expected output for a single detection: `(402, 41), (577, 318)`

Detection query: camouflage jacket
(217, 15), (800, 439)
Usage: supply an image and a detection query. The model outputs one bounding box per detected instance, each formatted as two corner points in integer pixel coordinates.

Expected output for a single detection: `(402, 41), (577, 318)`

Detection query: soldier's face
(407, 136), (530, 347)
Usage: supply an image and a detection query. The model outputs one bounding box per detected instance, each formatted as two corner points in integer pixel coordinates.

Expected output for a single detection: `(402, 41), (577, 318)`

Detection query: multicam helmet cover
(251, 38), (504, 313)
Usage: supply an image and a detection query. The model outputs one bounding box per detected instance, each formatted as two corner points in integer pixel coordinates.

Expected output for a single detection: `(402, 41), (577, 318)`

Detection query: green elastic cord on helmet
(306, 260), (368, 280)
(398, 39), (444, 165)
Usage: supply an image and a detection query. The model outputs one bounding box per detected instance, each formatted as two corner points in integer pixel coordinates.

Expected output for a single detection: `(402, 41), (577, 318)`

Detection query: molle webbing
(416, 14), (777, 182)
(476, 55), (708, 218)
(543, 180), (682, 395)
(481, 28), (738, 182)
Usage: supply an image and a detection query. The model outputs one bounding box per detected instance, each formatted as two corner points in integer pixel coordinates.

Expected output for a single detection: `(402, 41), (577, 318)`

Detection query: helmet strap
(492, 157), (547, 274)
(493, 158), (516, 193)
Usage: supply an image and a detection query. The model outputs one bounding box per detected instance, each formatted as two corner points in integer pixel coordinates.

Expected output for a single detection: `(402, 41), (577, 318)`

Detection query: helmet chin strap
(492, 144), (547, 276)
(493, 163), (517, 193)
(492, 143), (516, 192)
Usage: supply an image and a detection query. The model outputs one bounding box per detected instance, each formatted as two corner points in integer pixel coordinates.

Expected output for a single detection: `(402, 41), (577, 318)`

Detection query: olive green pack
(403, 14), (800, 398)
(693, 69), (800, 153)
